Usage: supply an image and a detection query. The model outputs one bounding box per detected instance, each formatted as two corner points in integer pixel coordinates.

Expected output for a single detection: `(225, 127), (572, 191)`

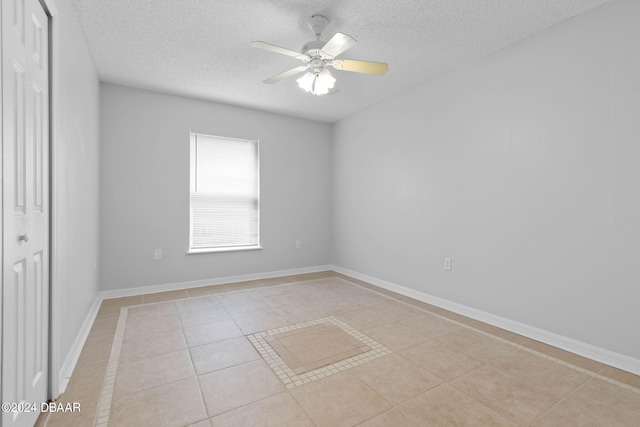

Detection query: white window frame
(188, 132), (261, 254)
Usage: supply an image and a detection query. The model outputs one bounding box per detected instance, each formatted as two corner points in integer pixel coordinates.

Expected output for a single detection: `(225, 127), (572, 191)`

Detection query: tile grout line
(117, 276), (640, 394)
(90, 274), (639, 427)
(93, 307), (128, 427)
(339, 277), (640, 394)
(176, 301), (214, 425)
(88, 279), (322, 425)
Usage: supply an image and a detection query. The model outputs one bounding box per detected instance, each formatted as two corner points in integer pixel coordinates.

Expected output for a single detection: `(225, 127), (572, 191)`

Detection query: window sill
(187, 245), (263, 255)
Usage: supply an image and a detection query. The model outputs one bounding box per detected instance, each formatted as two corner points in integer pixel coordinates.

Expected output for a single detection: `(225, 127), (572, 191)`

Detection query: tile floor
(36, 271), (640, 426)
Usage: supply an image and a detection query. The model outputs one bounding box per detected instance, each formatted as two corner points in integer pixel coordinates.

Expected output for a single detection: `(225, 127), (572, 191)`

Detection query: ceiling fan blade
(263, 65), (309, 84)
(251, 41), (306, 59)
(331, 59), (388, 75)
(321, 32), (357, 58)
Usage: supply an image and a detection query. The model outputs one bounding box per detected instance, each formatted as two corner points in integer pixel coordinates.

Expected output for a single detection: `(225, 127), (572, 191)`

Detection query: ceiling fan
(251, 15), (388, 95)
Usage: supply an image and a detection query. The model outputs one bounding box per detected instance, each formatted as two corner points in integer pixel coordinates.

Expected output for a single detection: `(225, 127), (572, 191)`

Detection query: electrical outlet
(444, 258), (452, 271)
(154, 249), (163, 260)
(295, 240), (301, 249)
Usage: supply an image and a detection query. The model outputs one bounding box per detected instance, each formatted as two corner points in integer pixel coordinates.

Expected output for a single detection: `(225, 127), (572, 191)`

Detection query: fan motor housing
(302, 40), (324, 56)
(308, 58), (326, 73)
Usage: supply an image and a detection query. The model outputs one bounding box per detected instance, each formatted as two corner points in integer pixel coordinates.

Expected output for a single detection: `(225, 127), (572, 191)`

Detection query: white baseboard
(62, 263), (638, 394)
(331, 265), (640, 376)
(98, 265), (333, 300)
(57, 265), (331, 395)
(57, 295), (102, 395)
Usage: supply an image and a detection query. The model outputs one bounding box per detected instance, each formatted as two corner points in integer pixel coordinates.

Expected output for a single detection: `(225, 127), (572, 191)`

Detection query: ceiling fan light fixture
(297, 69), (336, 95)
(252, 14), (387, 95)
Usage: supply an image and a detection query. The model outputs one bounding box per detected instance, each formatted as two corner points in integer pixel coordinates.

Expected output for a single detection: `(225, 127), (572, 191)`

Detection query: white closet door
(1, 0), (50, 425)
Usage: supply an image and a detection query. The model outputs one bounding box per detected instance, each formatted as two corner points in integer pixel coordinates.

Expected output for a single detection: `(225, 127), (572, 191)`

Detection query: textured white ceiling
(71, 0), (611, 122)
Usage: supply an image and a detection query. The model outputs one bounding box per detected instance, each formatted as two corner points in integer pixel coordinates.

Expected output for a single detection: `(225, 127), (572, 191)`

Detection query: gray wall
(332, 0), (640, 360)
(99, 84), (332, 291)
(53, 0), (100, 384)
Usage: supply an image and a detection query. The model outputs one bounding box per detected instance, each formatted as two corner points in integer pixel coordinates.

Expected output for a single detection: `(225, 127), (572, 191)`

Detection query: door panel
(2, 0), (50, 425)
(13, 62), (27, 214)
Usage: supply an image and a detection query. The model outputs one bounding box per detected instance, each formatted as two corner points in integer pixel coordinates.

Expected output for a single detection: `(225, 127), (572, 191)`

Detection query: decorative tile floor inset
(266, 324), (371, 374)
(247, 316), (391, 389)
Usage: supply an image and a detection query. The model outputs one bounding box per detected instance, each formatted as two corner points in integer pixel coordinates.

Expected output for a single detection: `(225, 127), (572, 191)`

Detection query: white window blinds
(189, 133), (260, 251)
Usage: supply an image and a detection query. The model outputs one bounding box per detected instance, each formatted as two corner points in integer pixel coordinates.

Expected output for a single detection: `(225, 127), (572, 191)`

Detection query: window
(189, 132), (260, 252)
